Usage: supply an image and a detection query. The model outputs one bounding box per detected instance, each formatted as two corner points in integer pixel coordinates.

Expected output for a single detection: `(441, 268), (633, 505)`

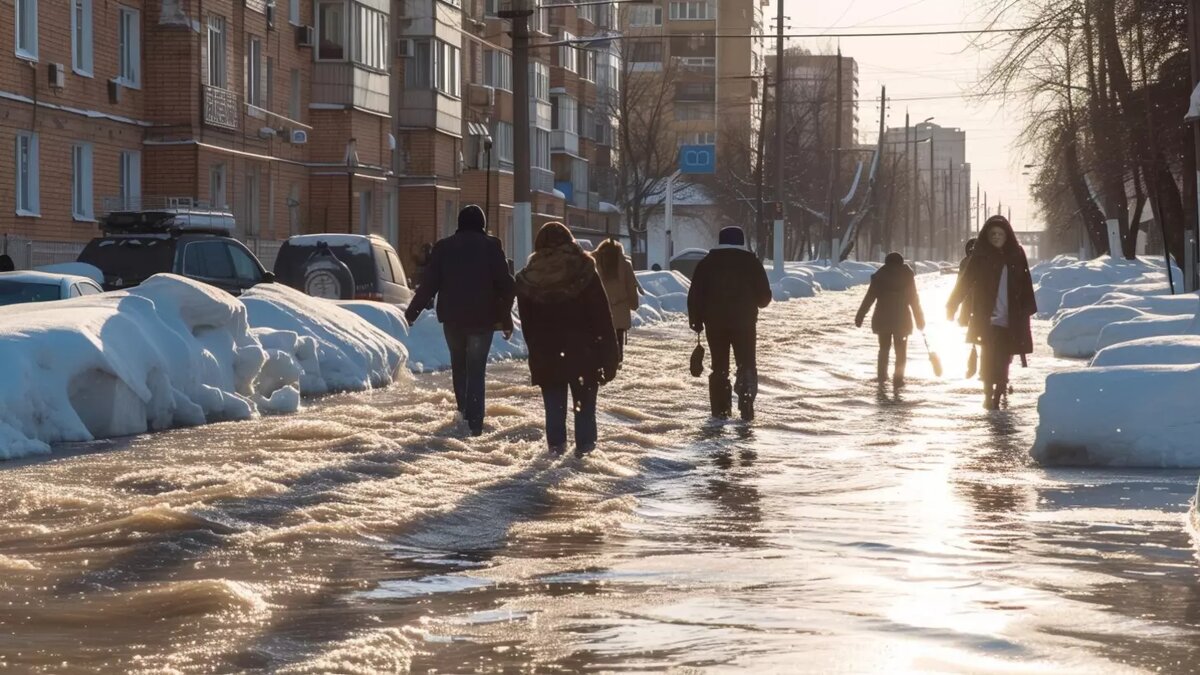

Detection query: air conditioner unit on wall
(48, 63), (65, 90)
(296, 25), (315, 48)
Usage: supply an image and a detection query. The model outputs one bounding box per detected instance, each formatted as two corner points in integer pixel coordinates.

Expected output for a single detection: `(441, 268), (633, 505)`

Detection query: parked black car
(272, 234), (413, 304)
(77, 207), (272, 295)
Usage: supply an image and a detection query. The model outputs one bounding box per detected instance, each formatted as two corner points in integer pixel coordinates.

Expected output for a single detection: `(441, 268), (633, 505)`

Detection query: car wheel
(303, 251), (355, 300)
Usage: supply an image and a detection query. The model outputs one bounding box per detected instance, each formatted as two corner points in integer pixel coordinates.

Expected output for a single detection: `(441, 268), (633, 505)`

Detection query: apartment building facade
(1, 0), (396, 267)
(767, 50), (859, 152)
(882, 121), (972, 260)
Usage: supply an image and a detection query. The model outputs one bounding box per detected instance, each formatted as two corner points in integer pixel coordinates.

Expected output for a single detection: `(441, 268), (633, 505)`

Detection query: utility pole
(912, 124), (920, 259)
(501, 1), (534, 270)
(829, 48), (844, 261)
(927, 135), (935, 261)
(878, 85), (888, 257)
(903, 110), (911, 253)
(756, 72), (768, 260)
(945, 159), (952, 261)
(976, 183), (981, 233)
(773, 0), (785, 272)
(1187, 0), (1200, 290)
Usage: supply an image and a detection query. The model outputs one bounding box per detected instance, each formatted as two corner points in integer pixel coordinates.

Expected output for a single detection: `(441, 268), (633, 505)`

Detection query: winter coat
(947, 233), (1037, 354)
(405, 228), (516, 334)
(687, 246), (772, 333)
(516, 243), (620, 387)
(595, 240), (639, 331)
(855, 262), (925, 336)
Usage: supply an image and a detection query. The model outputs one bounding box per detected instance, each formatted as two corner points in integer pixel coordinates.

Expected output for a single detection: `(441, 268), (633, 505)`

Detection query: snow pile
(635, 271), (689, 317)
(1034, 255), (1180, 317)
(0, 275), (413, 459)
(1091, 335), (1200, 368)
(402, 312), (528, 374)
(1046, 305), (1151, 358)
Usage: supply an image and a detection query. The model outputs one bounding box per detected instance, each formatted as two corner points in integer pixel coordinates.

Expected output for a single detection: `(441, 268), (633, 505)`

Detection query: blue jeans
(443, 326), (492, 431)
(540, 380), (598, 450)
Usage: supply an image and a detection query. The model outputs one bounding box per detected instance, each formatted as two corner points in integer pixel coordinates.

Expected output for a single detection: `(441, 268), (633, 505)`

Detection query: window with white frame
(493, 121), (514, 167)
(207, 15), (227, 87)
(485, 0), (499, 17)
(15, 133), (39, 215)
(679, 131), (717, 145)
(317, 0), (346, 60)
(247, 37), (264, 107)
(289, 0), (300, 24)
(435, 40), (461, 97)
(354, 5), (389, 70)
(289, 68), (302, 119)
(407, 40), (432, 88)
(209, 164), (227, 209)
(15, 0), (37, 60)
(669, 1), (714, 20)
(628, 5), (661, 27)
(484, 49), (512, 91)
(72, 0), (93, 75)
(558, 31), (577, 74)
(581, 49), (596, 81)
(119, 150), (141, 209)
(529, 2), (544, 34)
(531, 62), (549, 101)
(72, 143), (94, 220)
(533, 128), (551, 171)
(552, 95), (578, 134)
(118, 6), (140, 86)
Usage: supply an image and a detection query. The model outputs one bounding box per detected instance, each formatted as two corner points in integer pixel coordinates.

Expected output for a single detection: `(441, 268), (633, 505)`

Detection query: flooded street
(2, 274), (1199, 673)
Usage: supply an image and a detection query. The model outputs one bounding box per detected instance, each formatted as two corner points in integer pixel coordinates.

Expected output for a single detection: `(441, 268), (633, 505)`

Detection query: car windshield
(0, 281), (61, 306)
(78, 237), (174, 287)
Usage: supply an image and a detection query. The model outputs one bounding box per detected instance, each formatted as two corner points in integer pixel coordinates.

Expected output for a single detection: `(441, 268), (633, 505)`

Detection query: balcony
(551, 129), (579, 155)
(531, 99), (552, 130)
(203, 85), (239, 130)
(312, 62), (390, 116)
(532, 167), (555, 194)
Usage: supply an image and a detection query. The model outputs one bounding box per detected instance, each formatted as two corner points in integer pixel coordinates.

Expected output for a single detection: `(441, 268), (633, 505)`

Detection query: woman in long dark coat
(855, 252), (925, 386)
(947, 215), (1037, 410)
(516, 222), (620, 456)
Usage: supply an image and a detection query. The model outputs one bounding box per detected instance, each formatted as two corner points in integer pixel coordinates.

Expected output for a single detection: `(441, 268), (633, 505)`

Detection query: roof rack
(99, 196), (237, 236)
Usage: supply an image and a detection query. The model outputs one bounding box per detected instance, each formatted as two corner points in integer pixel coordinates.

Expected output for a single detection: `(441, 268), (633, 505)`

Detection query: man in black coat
(405, 205), (516, 436)
(687, 226), (773, 421)
(855, 252), (925, 386)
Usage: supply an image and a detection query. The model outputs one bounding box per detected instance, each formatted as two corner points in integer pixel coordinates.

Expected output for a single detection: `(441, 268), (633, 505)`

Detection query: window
(559, 31), (577, 74)
(629, 5), (662, 26)
(581, 50), (596, 81)
(229, 245), (262, 283)
(533, 128), (551, 171)
(493, 121), (514, 166)
(407, 40), (432, 88)
(15, 133), (39, 216)
(435, 40), (461, 97)
(372, 246), (393, 283)
(184, 241), (235, 280)
(484, 50), (512, 91)
(629, 41), (662, 63)
(244, 168), (260, 235)
(532, 62), (550, 101)
(386, 249), (406, 286)
(354, 5), (389, 71)
(289, 0), (300, 24)
(674, 102), (715, 121)
(289, 68), (302, 119)
(118, 7), (140, 86)
(669, 1), (714, 20)
(72, 144), (94, 220)
(207, 16), (227, 87)
(676, 82), (715, 101)
(247, 37), (264, 107)
(15, 0), (37, 60)
(209, 164), (227, 209)
(317, 0), (346, 60)
(679, 131), (717, 146)
(552, 95), (578, 134)
(485, 0), (499, 17)
(288, 183), (301, 235)
(443, 199), (455, 237)
(74, 282), (101, 296)
(72, 0), (92, 75)
(119, 151), (141, 209)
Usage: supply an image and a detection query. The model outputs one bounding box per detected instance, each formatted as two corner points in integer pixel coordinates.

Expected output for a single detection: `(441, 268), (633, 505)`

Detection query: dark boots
(709, 374), (733, 418)
(734, 367), (757, 421)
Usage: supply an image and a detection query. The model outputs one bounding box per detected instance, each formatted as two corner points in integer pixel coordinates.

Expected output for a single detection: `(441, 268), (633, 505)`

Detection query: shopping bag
(690, 333), (705, 377)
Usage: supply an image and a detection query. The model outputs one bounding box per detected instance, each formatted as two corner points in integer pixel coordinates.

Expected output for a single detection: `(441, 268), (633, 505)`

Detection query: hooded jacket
(947, 217), (1037, 354)
(404, 206), (516, 333)
(687, 237), (772, 333)
(594, 239), (639, 331)
(856, 259), (925, 336)
(516, 240), (619, 387)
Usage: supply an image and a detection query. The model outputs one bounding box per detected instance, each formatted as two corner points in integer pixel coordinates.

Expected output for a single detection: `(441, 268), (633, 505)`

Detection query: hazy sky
(775, 0), (1038, 233)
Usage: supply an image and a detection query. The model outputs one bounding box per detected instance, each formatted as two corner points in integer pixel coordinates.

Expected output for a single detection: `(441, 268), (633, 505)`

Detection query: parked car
(669, 248), (709, 280)
(77, 206), (273, 296)
(272, 234), (413, 305)
(0, 271), (104, 306)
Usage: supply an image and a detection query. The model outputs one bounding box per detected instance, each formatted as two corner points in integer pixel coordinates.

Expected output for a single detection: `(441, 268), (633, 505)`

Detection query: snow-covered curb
(1031, 255), (1200, 468)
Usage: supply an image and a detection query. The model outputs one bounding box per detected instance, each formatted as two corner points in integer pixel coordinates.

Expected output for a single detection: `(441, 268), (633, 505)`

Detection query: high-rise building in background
(883, 121), (972, 260)
(0, 0), (621, 273)
(767, 51), (859, 151)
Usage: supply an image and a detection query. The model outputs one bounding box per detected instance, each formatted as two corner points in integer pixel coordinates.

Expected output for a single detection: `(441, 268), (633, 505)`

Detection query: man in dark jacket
(405, 205), (516, 436)
(855, 252), (925, 386)
(687, 226), (773, 421)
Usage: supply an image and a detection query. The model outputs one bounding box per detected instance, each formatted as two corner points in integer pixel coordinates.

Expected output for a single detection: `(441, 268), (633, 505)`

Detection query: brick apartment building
(0, 0), (622, 273)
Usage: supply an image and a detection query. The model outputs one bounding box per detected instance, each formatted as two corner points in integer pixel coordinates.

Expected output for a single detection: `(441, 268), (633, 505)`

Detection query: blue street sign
(679, 144), (716, 174)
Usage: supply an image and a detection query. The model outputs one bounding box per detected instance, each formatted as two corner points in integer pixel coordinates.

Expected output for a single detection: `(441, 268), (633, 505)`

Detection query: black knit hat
(458, 204), (487, 231)
(718, 226), (746, 246)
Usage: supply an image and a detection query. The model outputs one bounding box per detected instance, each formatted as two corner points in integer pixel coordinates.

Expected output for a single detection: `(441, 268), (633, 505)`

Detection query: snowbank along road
(1, 275), (1198, 672)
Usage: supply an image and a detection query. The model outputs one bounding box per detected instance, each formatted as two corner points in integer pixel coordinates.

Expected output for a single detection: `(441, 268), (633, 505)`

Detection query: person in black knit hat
(686, 226), (772, 421)
(406, 204), (516, 436)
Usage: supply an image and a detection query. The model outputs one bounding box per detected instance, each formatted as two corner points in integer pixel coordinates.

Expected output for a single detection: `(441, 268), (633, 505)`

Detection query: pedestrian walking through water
(594, 238), (639, 363)
(854, 252), (925, 387)
(516, 222), (620, 456)
(946, 215), (1037, 410)
(405, 205), (516, 436)
(687, 225), (772, 421)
